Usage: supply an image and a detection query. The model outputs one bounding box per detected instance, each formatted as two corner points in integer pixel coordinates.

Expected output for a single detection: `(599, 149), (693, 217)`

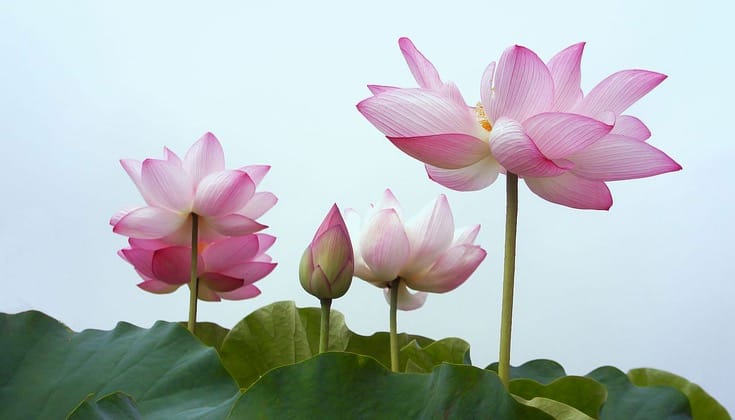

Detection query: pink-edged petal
(382, 282), (428, 311)
(610, 115), (651, 141)
(388, 133), (490, 169)
(141, 159), (194, 211)
(238, 165), (270, 186)
(569, 135), (681, 181)
(403, 195), (454, 276)
(577, 70), (667, 116)
(547, 43), (585, 111)
(426, 155), (502, 191)
(224, 261), (277, 284)
(207, 214), (267, 236)
(137, 279), (180, 294)
(488, 118), (567, 177)
(238, 192), (277, 220)
(407, 244), (486, 293)
(311, 226), (352, 282)
(523, 112), (613, 159)
(399, 37), (442, 90)
(453, 224), (481, 246)
(255, 233), (276, 252)
(110, 207), (135, 226)
(375, 189), (402, 212)
(120, 248), (155, 278)
(313, 203), (347, 239)
(113, 207), (187, 239)
(486, 45), (554, 123)
(199, 273), (243, 292)
(368, 84), (399, 94)
(151, 246), (196, 285)
(120, 159), (160, 206)
(479, 61), (496, 113)
(202, 235), (260, 272)
(345, 209), (380, 285)
(193, 170), (255, 216)
(217, 284), (261, 300)
(357, 89), (481, 138)
(128, 238), (169, 250)
(163, 147), (183, 166)
(361, 208), (410, 283)
(524, 173), (613, 210)
(184, 132), (226, 184)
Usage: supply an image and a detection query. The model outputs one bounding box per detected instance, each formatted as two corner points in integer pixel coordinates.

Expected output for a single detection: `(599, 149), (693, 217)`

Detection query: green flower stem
(498, 172), (518, 388)
(389, 277), (400, 372)
(319, 298), (332, 353)
(187, 214), (200, 334)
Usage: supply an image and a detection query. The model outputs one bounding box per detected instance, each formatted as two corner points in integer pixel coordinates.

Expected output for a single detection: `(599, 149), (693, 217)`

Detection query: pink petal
(163, 147), (182, 166)
(523, 112), (612, 159)
(453, 225), (481, 246)
(196, 284), (222, 302)
(238, 165), (271, 186)
(485, 45), (554, 123)
(202, 235), (260, 272)
(217, 284), (261, 300)
(313, 204), (348, 239)
(403, 195), (454, 276)
(256, 234), (277, 252)
(345, 209), (381, 286)
(388, 133), (490, 169)
(488, 118), (567, 177)
(237, 192), (277, 220)
(184, 132), (226, 184)
(361, 208), (410, 283)
(137, 280), (181, 294)
(577, 70), (667, 116)
(569, 135), (682, 181)
(524, 173), (613, 210)
(398, 37), (442, 90)
(382, 282), (428, 311)
(547, 43), (585, 112)
(357, 89), (481, 138)
(479, 61), (496, 115)
(199, 273), (244, 292)
(113, 207), (187, 239)
(120, 248), (155, 279)
(368, 84), (398, 94)
(120, 159), (160, 206)
(407, 244), (486, 293)
(375, 189), (402, 212)
(224, 261), (277, 284)
(141, 158), (194, 211)
(207, 214), (267, 236)
(610, 115), (651, 141)
(425, 155), (502, 191)
(152, 246), (196, 285)
(193, 170), (255, 216)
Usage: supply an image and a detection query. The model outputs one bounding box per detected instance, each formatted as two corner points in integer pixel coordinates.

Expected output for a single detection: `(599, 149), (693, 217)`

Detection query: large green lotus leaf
(344, 331), (435, 369)
(516, 396), (595, 420)
(0, 311), (239, 420)
(486, 359), (567, 384)
(230, 352), (554, 419)
(586, 366), (691, 419)
(178, 321), (230, 351)
(67, 392), (141, 419)
(628, 368), (730, 419)
(400, 337), (471, 373)
(510, 377), (607, 419)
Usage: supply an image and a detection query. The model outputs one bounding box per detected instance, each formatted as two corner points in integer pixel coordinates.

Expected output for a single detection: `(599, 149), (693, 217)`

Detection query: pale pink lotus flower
(118, 234), (276, 301)
(345, 189), (486, 310)
(110, 132), (277, 244)
(299, 204), (354, 299)
(357, 38), (681, 210)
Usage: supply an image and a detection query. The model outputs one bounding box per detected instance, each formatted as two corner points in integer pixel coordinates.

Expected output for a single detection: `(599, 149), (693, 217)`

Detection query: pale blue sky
(1, 0), (733, 411)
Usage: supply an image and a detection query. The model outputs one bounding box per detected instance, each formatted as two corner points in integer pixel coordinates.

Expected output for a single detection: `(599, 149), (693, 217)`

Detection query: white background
(1, 0), (732, 412)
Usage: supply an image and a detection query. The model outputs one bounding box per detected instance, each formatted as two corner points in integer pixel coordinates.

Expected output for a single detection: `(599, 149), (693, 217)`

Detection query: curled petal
(207, 214), (267, 237)
(113, 207), (187, 239)
(137, 280), (180, 294)
(486, 45), (554, 123)
(238, 165), (270, 186)
(361, 208), (410, 283)
(255, 233), (277, 253)
(193, 170), (255, 216)
(383, 282), (428, 311)
(151, 247), (196, 285)
(120, 248), (155, 279)
(547, 43), (585, 111)
(399, 37), (443, 90)
(406, 245), (486, 293)
(489, 118), (566, 177)
(610, 115), (651, 141)
(388, 134), (490, 169)
(523, 112), (612, 159)
(184, 132), (226, 184)
(577, 70), (667, 116)
(141, 159), (194, 211)
(217, 284), (261, 300)
(524, 173), (613, 210)
(368, 84), (398, 94)
(404, 195), (454, 276)
(425, 155), (502, 191)
(569, 135), (682, 181)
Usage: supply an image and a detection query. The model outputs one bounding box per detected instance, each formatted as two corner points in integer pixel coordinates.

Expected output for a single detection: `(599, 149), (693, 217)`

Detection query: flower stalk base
(498, 173), (518, 388)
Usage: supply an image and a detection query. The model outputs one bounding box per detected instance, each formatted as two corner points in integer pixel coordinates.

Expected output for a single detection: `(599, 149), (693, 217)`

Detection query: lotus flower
(357, 38), (681, 210)
(118, 234), (276, 301)
(345, 189), (486, 310)
(299, 204), (354, 299)
(110, 132), (277, 244)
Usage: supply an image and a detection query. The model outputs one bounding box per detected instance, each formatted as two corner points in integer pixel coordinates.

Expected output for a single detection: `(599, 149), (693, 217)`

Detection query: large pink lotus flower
(357, 38), (681, 210)
(118, 234), (276, 301)
(110, 132), (277, 244)
(345, 189), (486, 310)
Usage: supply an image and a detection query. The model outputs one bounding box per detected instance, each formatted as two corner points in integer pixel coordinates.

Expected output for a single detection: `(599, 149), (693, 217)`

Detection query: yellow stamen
(475, 102), (492, 132)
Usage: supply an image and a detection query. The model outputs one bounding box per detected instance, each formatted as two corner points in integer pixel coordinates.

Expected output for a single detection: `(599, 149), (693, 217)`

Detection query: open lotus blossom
(345, 189), (486, 310)
(110, 132), (277, 244)
(300, 204), (354, 300)
(357, 38), (681, 210)
(118, 234), (277, 301)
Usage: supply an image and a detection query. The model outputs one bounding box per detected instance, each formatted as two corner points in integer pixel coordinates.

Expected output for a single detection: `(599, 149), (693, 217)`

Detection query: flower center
(475, 102), (492, 132)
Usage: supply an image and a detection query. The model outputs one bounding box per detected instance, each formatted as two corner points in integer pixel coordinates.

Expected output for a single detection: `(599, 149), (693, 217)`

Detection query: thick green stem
(389, 278), (400, 372)
(319, 298), (332, 353)
(187, 214), (200, 334)
(498, 173), (518, 388)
